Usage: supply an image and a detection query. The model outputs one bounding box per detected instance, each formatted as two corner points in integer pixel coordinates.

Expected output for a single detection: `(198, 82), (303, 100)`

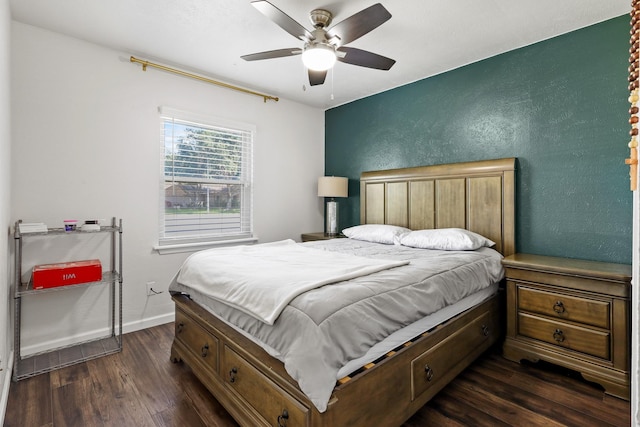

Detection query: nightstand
(501, 253), (631, 400)
(300, 232), (345, 242)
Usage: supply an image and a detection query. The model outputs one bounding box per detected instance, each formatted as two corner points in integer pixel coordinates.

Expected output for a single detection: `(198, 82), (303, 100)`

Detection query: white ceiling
(9, 0), (631, 110)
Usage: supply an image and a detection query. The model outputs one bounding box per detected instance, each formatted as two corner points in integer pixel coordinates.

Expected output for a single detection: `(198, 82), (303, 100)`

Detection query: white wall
(0, 0), (11, 423)
(9, 22), (325, 354)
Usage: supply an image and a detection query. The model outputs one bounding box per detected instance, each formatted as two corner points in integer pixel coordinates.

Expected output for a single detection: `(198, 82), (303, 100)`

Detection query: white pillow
(400, 228), (495, 251)
(342, 224), (411, 245)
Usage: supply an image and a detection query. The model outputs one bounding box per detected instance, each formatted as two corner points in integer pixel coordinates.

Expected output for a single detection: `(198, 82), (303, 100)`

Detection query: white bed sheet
(337, 282), (498, 378)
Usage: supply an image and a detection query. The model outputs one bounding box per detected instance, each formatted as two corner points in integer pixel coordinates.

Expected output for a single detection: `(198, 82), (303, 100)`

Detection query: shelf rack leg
(110, 217), (115, 338)
(118, 218), (123, 345)
(13, 221), (22, 381)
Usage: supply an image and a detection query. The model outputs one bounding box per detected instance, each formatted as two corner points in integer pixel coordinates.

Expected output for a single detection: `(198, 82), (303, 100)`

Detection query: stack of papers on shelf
(18, 222), (48, 234)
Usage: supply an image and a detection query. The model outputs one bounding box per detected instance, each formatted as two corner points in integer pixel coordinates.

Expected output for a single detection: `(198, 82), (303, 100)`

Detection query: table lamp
(318, 176), (348, 236)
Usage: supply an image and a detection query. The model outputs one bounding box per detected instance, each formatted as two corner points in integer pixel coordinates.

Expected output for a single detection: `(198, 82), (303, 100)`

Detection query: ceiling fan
(241, 1), (396, 86)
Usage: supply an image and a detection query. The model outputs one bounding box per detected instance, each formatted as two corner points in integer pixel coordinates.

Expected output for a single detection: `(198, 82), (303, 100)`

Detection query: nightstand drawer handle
(553, 328), (565, 343)
(177, 322), (184, 334)
(201, 343), (209, 357)
(553, 301), (565, 314)
(229, 367), (238, 383)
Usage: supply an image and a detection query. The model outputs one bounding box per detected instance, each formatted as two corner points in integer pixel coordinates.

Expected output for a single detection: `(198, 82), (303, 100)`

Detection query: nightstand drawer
(518, 286), (610, 329)
(518, 312), (610, 360)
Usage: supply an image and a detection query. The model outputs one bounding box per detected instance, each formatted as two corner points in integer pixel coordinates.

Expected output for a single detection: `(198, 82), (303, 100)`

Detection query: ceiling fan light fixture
(302, 44), (336, 71)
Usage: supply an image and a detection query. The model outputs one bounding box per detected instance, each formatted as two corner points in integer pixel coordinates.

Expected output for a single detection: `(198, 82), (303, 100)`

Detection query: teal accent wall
(325, 16), (632, 264)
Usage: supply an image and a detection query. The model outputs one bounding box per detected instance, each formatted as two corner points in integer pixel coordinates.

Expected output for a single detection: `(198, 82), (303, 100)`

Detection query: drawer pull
(424, 365), (434, 382)
(553, 328), (565, 343)
(553, 301), (566, 314)
(201, 343), (209, 357)
(177, 322), (184, 334)
(229, 367), (238, 383)
(277, 409), (289, 427)
(481, 324), (490, 337)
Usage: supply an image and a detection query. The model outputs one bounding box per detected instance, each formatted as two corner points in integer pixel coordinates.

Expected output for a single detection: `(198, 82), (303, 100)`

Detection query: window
(159, 107), (254, 248)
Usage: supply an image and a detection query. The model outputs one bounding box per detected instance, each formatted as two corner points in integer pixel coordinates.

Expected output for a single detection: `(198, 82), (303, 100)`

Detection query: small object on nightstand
(501, 253), (631, 400)
(301, 232), (345, 242)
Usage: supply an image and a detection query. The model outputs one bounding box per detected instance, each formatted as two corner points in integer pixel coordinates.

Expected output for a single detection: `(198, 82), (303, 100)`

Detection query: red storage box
(32, 259), (102, 289)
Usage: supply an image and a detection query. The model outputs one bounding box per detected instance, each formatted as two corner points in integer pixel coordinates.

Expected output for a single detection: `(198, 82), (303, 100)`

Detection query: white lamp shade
(318, 176), (348, 198)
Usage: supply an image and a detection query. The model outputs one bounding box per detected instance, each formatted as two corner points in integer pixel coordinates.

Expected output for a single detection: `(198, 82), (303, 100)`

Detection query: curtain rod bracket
(129, 56), (278, 103)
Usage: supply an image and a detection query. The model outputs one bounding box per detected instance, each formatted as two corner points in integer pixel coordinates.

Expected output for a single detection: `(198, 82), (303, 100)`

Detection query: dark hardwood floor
(4, 323), (630, 426)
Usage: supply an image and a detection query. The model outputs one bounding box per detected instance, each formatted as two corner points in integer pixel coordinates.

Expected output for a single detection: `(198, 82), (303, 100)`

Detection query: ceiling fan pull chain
(302, 62), (307, 92)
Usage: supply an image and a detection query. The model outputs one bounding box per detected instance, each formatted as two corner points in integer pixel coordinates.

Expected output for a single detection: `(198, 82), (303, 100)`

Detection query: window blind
(159, 107), (254, 244)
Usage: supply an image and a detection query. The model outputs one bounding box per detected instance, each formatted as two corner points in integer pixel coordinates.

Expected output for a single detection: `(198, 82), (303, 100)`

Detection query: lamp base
(325, 199), (339, 236)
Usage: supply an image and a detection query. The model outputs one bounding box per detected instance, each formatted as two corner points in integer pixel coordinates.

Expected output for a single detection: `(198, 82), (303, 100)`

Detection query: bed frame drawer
(410, 310), (494, 401)
(223, 345), (310, 427)
(175, 311), (219, 373)
(518, 286), (609, 329)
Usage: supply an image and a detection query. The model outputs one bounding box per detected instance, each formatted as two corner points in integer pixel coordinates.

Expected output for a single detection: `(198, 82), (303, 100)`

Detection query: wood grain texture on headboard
(360, 158), (516, 256)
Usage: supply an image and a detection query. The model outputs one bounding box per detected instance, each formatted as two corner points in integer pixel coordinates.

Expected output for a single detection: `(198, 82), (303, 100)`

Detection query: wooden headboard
(360, 158), (516, 256)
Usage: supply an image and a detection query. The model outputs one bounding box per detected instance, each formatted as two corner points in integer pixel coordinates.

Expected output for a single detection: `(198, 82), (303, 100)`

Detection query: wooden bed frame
(171, 157), (516, 427)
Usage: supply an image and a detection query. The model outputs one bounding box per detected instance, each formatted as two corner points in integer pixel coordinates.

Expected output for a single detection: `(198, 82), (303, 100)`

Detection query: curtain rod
(129, 56), (279, 103)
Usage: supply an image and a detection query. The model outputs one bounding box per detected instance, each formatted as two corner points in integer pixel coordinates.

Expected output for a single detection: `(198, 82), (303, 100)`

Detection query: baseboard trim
(123, 312), (175, 334)
(21, 312), (175, 357)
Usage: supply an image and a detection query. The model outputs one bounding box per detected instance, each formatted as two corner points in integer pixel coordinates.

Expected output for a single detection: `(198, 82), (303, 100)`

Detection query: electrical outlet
(146, 281), (162, 297)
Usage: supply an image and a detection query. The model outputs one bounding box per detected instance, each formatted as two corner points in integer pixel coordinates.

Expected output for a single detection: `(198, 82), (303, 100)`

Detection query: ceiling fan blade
(337, 47), (395, 70)
(308, 69), (327, 86)
(241, 48), (301, 61)
(326, 3), (391, 47)
(251, 1), (314, 42)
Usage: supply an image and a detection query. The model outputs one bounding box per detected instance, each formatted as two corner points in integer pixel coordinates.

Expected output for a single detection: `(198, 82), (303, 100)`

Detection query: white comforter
(169, 239), (504, 412)
(173, 239), (409, 325)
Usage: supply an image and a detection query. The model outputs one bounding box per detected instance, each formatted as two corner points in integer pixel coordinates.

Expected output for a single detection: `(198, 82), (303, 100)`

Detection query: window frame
(156, 107), (256, 253)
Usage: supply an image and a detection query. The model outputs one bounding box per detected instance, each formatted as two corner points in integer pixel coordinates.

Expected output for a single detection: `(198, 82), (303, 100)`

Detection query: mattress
(169, 238), (504, 412)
